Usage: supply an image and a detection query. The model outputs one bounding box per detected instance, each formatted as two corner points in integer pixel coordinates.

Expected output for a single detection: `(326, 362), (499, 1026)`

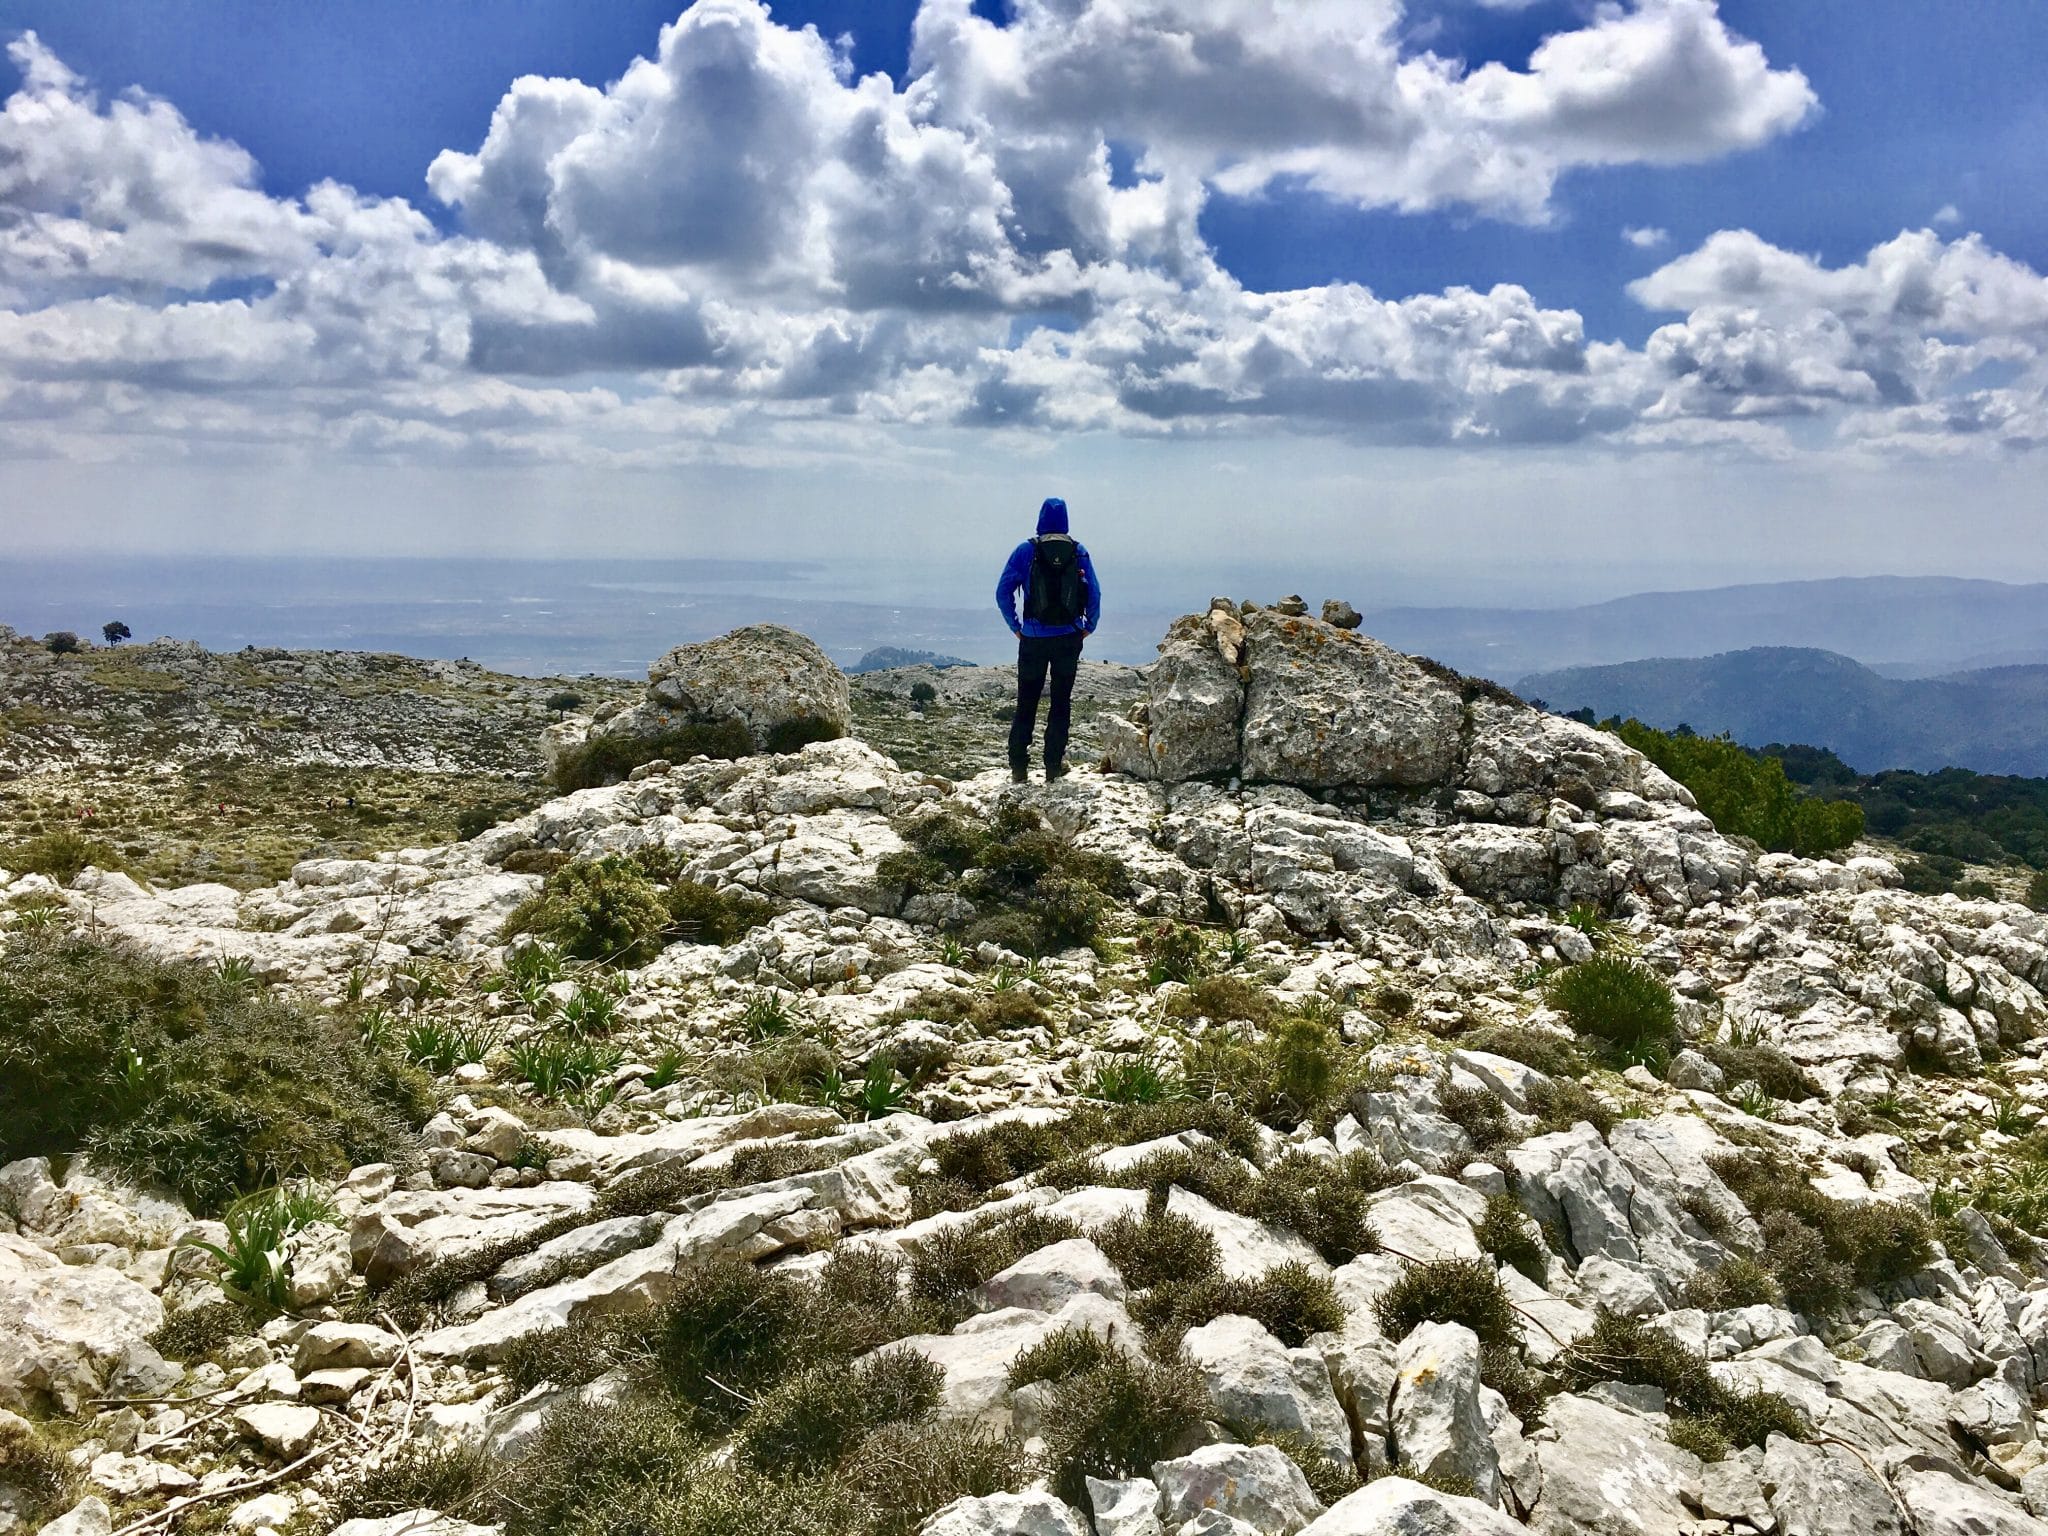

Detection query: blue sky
(1, 0), (2045, 592)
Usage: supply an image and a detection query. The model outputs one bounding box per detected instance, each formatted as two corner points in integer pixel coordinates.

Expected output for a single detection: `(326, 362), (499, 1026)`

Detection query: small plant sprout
(178, 1183), (337, 1311)
(646, 1042), (689, 1089)
(741, 990), (799, 1040)
(212, 954), (259, 993)
(1992, 1096), (2034, 1137)
(1732, 1083), (1778, 1121)
(848, 1059), (911, 1120)
(939, 936), (969, 970)
(405, 1019), (500, 1075)
(560, 979), (623, 1038)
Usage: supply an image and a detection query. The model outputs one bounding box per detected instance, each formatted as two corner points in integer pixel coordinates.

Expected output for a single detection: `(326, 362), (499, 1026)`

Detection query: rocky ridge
(7, 608), (2048, 1536)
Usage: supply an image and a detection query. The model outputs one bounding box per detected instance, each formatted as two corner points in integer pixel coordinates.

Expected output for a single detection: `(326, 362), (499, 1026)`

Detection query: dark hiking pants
(1009, 631), (1085, 769)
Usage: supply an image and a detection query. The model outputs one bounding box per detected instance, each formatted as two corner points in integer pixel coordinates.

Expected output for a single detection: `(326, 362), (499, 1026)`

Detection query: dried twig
(379, 1309), (421, 1441)
(105, 1445), (330, 1536)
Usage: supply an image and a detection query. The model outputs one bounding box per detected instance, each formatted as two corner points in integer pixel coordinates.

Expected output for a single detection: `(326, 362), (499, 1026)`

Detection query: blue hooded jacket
(997, 498), (1102, 639)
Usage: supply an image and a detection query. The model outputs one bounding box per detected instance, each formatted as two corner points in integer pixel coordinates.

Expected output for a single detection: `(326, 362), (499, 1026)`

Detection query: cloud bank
(0, 0), (2042, 477)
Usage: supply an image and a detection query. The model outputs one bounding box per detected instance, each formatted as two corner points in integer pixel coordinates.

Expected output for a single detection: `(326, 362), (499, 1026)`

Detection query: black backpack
(1024, 534), (1085, 627)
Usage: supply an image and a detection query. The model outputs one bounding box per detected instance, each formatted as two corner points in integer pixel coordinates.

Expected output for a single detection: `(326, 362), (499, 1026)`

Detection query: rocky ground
(8, 607), (2048, 1536)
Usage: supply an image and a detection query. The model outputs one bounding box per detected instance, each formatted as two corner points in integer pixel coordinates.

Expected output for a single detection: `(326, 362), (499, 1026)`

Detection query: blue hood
(1037, 497), (1069, 535)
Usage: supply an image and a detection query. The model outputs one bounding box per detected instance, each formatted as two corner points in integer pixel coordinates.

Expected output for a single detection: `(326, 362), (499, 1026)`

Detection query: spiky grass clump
(1544, 955), (1678, 1065)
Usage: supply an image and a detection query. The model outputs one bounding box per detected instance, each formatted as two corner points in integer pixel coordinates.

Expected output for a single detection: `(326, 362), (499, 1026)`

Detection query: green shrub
(1037, 1348), (1210, 1503)
(4, 828), (122, 883)
(907, 1211), (1083, 1308)
(1163, 974), (1278, 1026)
(1145, 1261), (1346, 1347)
(1545, 955), (1677, 1064)
(551, 718), (754, 793)
(150, 1299), (243, 1362)
(504, 856), (672, 965)
(333, 1440), (491, 1525)
(1247, 1151), (1385, 1264)
(1372, 1258), (1518, 1349)
(1476, 1193), (1549, 1284)
(1699, 1040), (1818, 1101)
(662, 878), (775, 946)
(1460, 1024), (1588, 1078)
(0, 931), (430, 1213)
(1524, 1076), (1619, 1137)
(1138, 921), (1213, 984)
(2027, 869), (2048, 912)
(0, 1413), (80, 1527)
(1094, 1208), (1222, 1292)
(1710, 1153), (1935, 1314)
(840, 1420), (1026, 1536)
(1677, 1257), (1778, 1311)
(1439, 1083), (1513, 1153)
(878, 804), (1128, 955)
(1559, 1309), (1805, 1455)
(1009, 1324), (1118, 1388)
(1613, 722), (1862, 856)
(736, 1349), (943, 1474)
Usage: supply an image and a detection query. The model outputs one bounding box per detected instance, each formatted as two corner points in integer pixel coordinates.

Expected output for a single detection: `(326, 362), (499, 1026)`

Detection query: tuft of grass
(1438, 1083), (1513, 1153)
(1141, 1261), (1346, 1348)
(1087, 1052), (1185, 1105)
(1460, 1024), (1589, 1079)
(0, 930), (430, 1214)
(1008, 1325), (1118, 1389)
(178, 1183), (337, 1310)
(405, 1017), (501, 1075)
(1545, 955), (1677, 1065)
(1372, 1258), (1518, 1350)
(736, 1349), (944, 1475)
(1094, 1207), (1223, 1292)
(1525, 1076), (1619, 1137)
(0, 1412), (81, 1527)
(509, 1033), (624, 1099)
(907, 1211), (1084, 1310)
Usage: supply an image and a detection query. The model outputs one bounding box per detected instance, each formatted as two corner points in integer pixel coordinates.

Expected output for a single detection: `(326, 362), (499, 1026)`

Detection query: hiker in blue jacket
(996, 496), (1101, 783)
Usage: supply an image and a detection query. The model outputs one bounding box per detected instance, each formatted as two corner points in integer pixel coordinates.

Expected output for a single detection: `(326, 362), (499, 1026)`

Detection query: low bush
(661, 878), (775, 946)
(1372, 1258), (1518, 1349)
(1710, 1152), (1935, 1314)
(1008, 1324), (1117, 1388)
(333, 1441), (491, 1525)
(1186, 1011), (1363, 1132)
(1037, 1347), (1210, 1503)
(2028, 869), (2048, 913)
(1699, 1040), (1818, 1102)
(1476, 1193), (1549, 1284)
(1546, 955), (1678, 1064)
(551, 718), (754, 793)
(0, 931), (430, 1213)
(1245, 1151), (1386, 1265)
(503, 856), (671, 965)
(877, 803), (1129, 956)
(736, 1349), (943, 1474)
(1559, 1309), (1806, 1457)
(1094, 1207), (1222, 1292)
(1676, 1257), (1778, 1311)
(1524, 1076), (1619, 1136)
(1138, 921), (1213, 984)
(1143, 1261), (1346, 1347)
(150, 1299), (244, 1362)
(4, 827), (124, 883)
(907, 1211), (1083, 1309)
(1163, 974), (1278, 1026)
(0, 1414), (80, 1527)
(1439, 1083), (1513, 1153)
(1459, 1024), (1589, 1079)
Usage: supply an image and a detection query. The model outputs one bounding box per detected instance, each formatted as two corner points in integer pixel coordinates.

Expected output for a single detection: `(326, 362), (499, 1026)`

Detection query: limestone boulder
(1151, 1442), (1323, 1535)
(1299, 1477), (1525, 1535)
(919, 1489), (1092, 1536)
(1240, 612), (1465, 790)
(0, 1233), (164, 1413)
(1390, 1322), (1499, 1505)
(592, 624), (849, 759)
(1102, 610), (1246, 782)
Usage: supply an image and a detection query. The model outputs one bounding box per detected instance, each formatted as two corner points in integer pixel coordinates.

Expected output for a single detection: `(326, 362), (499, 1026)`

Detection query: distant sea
(1, 554), (1193, 677)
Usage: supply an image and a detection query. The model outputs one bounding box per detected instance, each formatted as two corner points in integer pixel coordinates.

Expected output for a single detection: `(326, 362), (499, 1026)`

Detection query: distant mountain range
(1519, 648), (2048, 776)
(1367, 576), (2048, 682)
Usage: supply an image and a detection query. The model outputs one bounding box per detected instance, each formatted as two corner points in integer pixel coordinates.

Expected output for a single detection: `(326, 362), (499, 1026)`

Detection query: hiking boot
(1009, 762), (1029, 784)
(1045, 761), (1069, 782)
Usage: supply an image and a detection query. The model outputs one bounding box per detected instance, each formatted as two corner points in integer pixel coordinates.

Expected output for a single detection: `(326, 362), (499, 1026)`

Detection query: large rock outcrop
(1104, 601), (1476, 789)
(560, 624), (851, 778)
